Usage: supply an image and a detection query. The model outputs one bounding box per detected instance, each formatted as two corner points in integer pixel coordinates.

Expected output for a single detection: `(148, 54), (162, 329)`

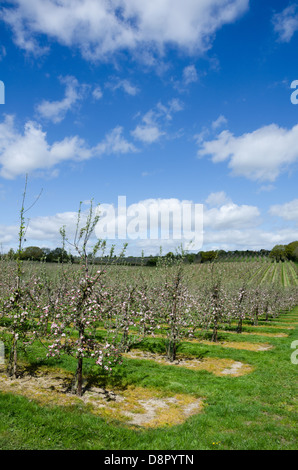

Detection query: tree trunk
(212, 316), (218, 342)
(264, 303), (269, 321)
(74, 357), (83, 396)
(254, 308), (259, 326)
(167, 338), (177, 362)
(237, 317), (243, 334)
(8, 334), (18, 378)
(13, 340), (17, 378)
(74, 322), (84, 396)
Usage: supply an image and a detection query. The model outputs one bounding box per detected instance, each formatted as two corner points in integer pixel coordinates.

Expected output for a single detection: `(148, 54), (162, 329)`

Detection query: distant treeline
(3, 241), (298, 266)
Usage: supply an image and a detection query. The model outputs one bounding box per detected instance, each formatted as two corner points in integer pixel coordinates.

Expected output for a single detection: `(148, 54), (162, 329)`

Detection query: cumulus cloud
(182, 65), (198, 85)
(0, 46), (6, 60)
(0, 224), (17, 245)
(1, 193), (297, 255)
(0, 114), (137, 179)
(0, 198), (203, 254)
(0, 208), (98, 251)
(95, 197), (204, 252)
(202, 193), (295, 251)
(106, 78), (140, 96)
(211, 114), (228, 130)
(94, 194), (262, 253)
(203, 227), (298, 251)
(205, 191), (232, 207)
(1, 0), (249, 61)
(26, 212), (80, 241)
(257, 184), (275, 193)
(36, 75), (88, 123)
(204, 202), (261, 230)
(273, 3), (298, 42)
(269, 199), (298, 223)
(197, 123), (298, 182)
(131, 121), (165, 144)
(203, 192), (262, 232)
(92, 86), (103, 100)
(95, 126), (137, 155)
(131, 98), (183, 143)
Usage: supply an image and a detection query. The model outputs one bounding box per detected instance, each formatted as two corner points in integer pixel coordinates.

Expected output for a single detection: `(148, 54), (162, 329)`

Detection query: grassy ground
(0, 308), (297, 450)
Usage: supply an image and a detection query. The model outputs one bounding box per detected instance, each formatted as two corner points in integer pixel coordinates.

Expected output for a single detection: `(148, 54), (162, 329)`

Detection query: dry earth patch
(188, 338), (273, 352)
(124, 350), (253, 377)
(0, 365), (204, 428)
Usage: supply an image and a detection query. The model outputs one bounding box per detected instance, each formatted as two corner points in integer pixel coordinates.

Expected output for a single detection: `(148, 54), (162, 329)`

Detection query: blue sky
(0, 0), (298, 256)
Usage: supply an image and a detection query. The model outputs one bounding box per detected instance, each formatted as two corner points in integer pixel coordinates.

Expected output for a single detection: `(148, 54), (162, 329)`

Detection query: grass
(0, 307), (297, 450)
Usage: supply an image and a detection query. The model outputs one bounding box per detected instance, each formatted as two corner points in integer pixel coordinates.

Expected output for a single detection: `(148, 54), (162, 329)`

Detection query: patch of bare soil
(239, 331), (288, 338)
(0, 365), (204, 428)
(147, 331), (273, 351)
(118, 390), (204, 428)
(124, 350), (253, 376)
(189, 338), (273, 352)
(257, 325), (294, 330)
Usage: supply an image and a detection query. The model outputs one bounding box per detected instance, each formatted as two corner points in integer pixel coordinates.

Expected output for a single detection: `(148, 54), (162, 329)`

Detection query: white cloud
(0, 46), (6, 60)
(205, 191), (232, 207)
(1, 0), (249, 61)
(0, 115), (137, 179)
(273, 3), (298, 42)
(27, 212), (80, 241)
(95, 197), (203, 252)
(204, 192), (261, 232)
(197, 123), (298, 182)
(36, 76), (87, 123)
(257, 184), (275, 193)
(211, 114), (228, 130)
(1, 194), (297, 255)
(95, 195), (261, 252)
(182, 65), (198, 85)
(106, 79), (139, 96)
(131, 99), (183, 143)
(132, 123), (165, 144)
(95, 126), (137, 155)
(203, 227), (298, 251)
(0, 224), (17, 244)
(0, 115), (92, 179)
(194, 115), (228, 148)
(204, 202), (261, 230)
(92, 86), (103, 100)
(0, 198), (203, 254)
(269, 199), (298, 223)
(201, 193), (294, 249)
(0, 208), (99, 251)
(159, 98), (184, 118)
